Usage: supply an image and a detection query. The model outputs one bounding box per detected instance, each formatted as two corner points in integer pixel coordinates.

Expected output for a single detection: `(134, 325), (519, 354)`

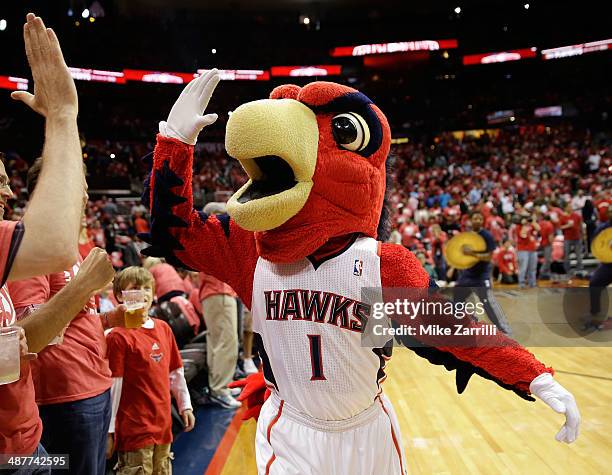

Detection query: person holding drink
(0, 12), (119, 471)
(5, 148), (148, 475)
(1, 247), (116, 471)
(106, 267), (194, 475)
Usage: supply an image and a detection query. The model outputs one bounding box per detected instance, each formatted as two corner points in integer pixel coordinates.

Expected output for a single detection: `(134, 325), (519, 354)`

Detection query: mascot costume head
(225, 82), (390, 262)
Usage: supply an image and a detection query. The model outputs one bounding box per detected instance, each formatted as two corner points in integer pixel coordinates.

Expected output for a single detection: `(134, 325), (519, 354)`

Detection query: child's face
(123, 282), (154, 313)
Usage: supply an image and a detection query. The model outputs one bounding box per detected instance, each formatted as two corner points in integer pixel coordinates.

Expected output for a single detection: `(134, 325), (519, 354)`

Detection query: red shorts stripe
(378, 397), (405, 475)
(267, 399), (284, 442)
(265, 454), (277, 475)
(264, 399), (284, 474)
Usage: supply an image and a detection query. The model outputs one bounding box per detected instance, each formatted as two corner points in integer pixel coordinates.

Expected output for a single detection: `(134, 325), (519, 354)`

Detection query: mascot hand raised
(159, 69), (220, 145)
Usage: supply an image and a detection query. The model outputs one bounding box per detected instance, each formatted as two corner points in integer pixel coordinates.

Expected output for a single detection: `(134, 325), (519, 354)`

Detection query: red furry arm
(143, 134), (257, 305)
(380, 243), (553, 399)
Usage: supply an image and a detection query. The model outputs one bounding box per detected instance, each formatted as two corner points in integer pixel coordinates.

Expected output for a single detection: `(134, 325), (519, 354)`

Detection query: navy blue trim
(306, 233), (359, 270)
(309, 92), (383, 158)
(217, 214), (231, 238)
(254, 332), (278, 391)
(142, 159), (193, 269)
(140, 152), (154, 210)
(197, 211), (209, 224)
(1, 222), (25, 287)
(372, 339), (393, 389)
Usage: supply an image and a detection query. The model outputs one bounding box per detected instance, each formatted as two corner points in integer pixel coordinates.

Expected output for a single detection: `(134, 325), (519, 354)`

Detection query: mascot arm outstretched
(381, 243), (580, 443)
(142, 70), (258, 304)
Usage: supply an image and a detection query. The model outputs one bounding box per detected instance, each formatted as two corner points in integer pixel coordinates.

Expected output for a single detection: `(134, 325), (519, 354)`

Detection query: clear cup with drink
(0, 327), (21, 385)
(122, 290), (146, 329)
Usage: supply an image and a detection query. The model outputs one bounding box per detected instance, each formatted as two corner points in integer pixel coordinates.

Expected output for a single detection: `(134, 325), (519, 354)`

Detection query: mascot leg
(255, 393), (406, 475)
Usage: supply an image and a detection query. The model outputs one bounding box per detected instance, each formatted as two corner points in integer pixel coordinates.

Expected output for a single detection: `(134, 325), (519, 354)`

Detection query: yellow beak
(225, 99), (319, 231)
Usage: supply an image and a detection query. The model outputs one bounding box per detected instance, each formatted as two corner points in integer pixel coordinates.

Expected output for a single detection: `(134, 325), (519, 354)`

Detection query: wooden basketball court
(207, 280), (612, 474)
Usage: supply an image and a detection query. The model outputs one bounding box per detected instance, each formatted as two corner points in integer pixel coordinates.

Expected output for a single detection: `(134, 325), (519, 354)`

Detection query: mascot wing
(141, 135), (258, 305)
(380, 243), (553, 400)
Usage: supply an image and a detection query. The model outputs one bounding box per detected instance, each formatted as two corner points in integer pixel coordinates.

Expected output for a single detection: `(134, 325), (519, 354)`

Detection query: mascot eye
(331, 113), (370, 152)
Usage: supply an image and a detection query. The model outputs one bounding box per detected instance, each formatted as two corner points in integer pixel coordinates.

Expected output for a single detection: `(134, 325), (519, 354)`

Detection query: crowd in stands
(1, 13), (610, 475)
(387, 126), (611, 285)
(5, 123), (609, 289)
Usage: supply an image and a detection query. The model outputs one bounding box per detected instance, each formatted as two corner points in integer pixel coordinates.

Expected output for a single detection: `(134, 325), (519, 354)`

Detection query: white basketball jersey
(251, 236), (389, 421)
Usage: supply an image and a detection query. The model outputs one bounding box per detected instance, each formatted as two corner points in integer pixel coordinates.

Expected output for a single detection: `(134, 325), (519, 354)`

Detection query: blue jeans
(518, 251), (537, 287)
(4, 444), (51, 475)
(563, 239), (583, 274)
(540, 245), (552, 277)
(39, 389), (111, 475)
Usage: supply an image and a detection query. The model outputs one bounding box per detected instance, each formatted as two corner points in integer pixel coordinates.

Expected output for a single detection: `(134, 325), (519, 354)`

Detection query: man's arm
(8, 14), (83, 280)
(16, 248), (114, 353)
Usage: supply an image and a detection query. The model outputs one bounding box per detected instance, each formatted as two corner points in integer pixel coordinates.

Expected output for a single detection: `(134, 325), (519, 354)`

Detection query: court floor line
(205, 408), (246, 475)
(554, 370), (612, 382)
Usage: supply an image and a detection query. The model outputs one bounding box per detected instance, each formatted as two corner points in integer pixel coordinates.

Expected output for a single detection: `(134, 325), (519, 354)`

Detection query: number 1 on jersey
(307, 334), (326, 381)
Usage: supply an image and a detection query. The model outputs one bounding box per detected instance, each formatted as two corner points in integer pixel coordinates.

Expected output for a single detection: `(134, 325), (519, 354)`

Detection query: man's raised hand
(11, 13), (78, 119)
(75, 248), (115, 295)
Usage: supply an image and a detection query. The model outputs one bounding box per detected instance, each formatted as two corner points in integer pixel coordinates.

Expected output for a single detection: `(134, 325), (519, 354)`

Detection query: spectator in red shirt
(595, 194), (611, 223)
(133, 211), (150, 235)
(107, 267), (194, 474)
(497, 240), (518, 284)
(548, 200), (564, 231)
(516, 214), (540, 288)
(399, 219), (420, 249)
(1, 14), (116, 465)
(538, 215), (555, 279)
(485, 208), (505, 244)
(10, 155), (148, 475)
(560, 203), (584, 274)
(426, 223), (448, 282)
(1, 245), (114, 463)
(144, 258), (201, 334)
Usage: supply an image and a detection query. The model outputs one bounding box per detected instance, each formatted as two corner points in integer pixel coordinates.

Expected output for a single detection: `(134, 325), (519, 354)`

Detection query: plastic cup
(122, 290), (145, 329)
(0, 327), (21, 385)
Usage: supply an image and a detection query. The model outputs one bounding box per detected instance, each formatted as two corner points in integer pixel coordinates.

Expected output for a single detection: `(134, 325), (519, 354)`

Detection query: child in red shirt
(106, 267), (194, 475)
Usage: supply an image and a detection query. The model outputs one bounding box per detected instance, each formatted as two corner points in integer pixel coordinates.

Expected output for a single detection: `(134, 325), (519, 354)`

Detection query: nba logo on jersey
(353, 259), (363, 276)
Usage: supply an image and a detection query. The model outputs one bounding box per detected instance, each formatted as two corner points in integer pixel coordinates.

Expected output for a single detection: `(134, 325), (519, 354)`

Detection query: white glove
(529, 372), (580, 443)
(159, 69), (220, 145)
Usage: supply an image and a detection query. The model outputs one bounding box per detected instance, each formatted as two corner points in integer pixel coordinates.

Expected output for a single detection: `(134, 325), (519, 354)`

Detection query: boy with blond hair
(106, 266), (194, 475)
